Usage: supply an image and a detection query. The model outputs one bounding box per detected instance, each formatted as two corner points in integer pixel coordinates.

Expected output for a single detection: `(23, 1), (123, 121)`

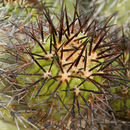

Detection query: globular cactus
(0, 1), (129, 130)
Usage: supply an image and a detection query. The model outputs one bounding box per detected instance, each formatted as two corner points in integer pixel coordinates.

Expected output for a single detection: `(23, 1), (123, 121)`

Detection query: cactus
(0, 0), (129, 130)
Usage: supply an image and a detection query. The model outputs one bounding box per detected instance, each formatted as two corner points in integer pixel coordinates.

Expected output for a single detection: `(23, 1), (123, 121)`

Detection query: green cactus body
(16, 32), (102, 121)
